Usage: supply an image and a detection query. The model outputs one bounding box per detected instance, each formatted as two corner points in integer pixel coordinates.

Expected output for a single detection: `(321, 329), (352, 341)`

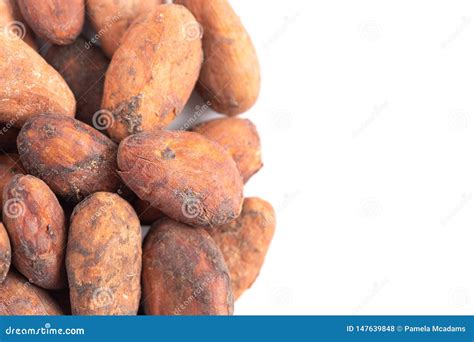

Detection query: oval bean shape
(118, 130), (243, 227)
(209, 197), (276, 299)
(3, 174), (67, 289)
(102, 4), (202, 142)
(0, 32), (75, 127)
(18, 0), (84, 45)
(0, 270), (63, 315)
(192, 118), (262, 183)
(0, 0), (37, 48)
(175, 0), (260, 115)
(142, 218), (234, 315)
(17, 114), (122, 202)
(87, 0), (165, 58)
(66, 192), (142, 315)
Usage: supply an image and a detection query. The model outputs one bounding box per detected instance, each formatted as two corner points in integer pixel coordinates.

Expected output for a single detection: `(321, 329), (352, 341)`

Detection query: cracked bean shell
(0, 223), (10, 283)
(117, 130), (243, 227)
(17, 114), (122, 202)
(192, 118), (262, 183)
(175, 0), (260, 115)
(0, 0), (37, 49)
(2, 174), (67, 289)
(102, 4), (203, 142)
(0, 270), (63, 315)
(142, 218), (234, 315)
(209, 197), (275, 300)
(0, 32), (75, 127)
(66, 192), (142, 315)
(18, 0), (84, 45)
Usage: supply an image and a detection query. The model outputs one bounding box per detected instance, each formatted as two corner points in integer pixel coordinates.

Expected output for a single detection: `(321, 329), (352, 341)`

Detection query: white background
(175, 0), (474, 314)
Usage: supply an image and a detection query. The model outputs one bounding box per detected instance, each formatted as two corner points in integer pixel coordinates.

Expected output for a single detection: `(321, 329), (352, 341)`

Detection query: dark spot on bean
(161, 147), (175, 160)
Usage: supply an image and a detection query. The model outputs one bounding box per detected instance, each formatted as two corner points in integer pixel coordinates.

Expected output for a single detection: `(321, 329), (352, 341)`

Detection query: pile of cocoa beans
(0, 0), (275, 315)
